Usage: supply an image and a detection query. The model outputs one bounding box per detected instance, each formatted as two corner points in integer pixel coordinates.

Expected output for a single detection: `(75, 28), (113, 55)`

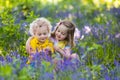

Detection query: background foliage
(0, 0), (120, 79)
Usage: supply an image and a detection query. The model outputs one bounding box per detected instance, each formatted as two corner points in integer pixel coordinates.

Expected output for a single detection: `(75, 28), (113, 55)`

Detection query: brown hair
(51, 20), (76, 48)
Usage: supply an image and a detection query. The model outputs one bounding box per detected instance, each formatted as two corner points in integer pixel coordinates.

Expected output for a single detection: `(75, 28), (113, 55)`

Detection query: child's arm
(54, 46), (71, 58)
(26, 37), (34, 54)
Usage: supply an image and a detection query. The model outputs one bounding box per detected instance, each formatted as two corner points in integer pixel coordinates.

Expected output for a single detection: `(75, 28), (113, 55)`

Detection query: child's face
(55, 25), (68, 41)
(35, 26), (49, 43)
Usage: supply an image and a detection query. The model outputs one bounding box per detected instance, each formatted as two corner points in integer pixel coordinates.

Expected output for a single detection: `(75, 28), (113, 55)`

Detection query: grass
(0, 0), (120, 80)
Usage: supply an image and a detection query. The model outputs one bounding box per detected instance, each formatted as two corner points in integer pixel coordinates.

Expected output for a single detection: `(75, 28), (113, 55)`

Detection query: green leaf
(0, 65), (12, 77)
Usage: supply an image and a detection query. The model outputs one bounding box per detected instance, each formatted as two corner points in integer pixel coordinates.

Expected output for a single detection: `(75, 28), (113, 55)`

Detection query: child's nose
(58, 33), (61, 36)
(41, 34), (45, 37)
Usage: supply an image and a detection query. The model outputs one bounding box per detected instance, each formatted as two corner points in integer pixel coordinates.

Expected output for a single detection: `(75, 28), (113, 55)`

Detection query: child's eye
(43, 33), (46, 35)
(39, 34), (41, 36)
(62, 33), (65, 35)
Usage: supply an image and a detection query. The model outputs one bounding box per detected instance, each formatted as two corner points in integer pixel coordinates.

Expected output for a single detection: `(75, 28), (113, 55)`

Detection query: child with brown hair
(51, 19), (79, 63)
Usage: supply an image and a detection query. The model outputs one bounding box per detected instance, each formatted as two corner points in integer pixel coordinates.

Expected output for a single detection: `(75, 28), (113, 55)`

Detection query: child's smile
(55, 24), (68, 41)
(35, 26), (49, 43)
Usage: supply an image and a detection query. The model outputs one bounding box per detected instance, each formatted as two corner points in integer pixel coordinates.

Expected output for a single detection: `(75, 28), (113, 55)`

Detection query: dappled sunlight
(113, 0), (120, 8)
(81, 0), (120, 10)
(0, 0), (120, 79)
(0, 0), (120, 11)
(38, 0), (62, 5)
(0, 0), (12, 8)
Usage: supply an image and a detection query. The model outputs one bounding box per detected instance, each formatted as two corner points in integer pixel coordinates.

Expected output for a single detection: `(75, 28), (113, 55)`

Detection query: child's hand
(64, 48), (71, 58)
(54, 46), (60, 51)
(43, 47), (52, 55)
(54, 46), (66, 57)
(26, 37), (34, 54)
(44, 47), (51, 52)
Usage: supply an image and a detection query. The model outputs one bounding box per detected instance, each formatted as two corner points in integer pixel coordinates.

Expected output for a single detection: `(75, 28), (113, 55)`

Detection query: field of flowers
(0, 0), (120, 80)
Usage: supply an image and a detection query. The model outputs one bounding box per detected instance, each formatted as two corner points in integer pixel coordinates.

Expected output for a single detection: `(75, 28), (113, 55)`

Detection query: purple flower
(10, 51), (20, 59)
(44, 72), (54, 80)
(72, 72), (81, 80)
(74, 28), (80, 41)
(0, 56), (4, 62)
(83, 26), (91, 34)
(115, 33), (120, 38)
(6, 55), (13, 63)
(105, 75), (111, 80)
(21, 22), (28, 27)
(0, 76), (4, 80)
(114, 60), (120, 67)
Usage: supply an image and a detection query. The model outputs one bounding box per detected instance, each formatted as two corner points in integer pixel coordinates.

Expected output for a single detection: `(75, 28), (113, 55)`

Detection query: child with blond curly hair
(26, 17), (54, 64)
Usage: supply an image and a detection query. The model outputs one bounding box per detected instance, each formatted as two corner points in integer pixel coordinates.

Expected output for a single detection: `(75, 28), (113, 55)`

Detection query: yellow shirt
(57, 40), (67, 49)
(30, 37), (54, 53)
(27, 37), (54, 64)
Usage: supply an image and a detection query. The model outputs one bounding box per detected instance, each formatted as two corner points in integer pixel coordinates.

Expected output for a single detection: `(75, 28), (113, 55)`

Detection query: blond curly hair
(29, 17), (52, 36)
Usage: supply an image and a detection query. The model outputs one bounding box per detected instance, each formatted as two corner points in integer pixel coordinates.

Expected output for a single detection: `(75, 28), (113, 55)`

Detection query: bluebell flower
(0, 76), (4, 80)
(43, 72), (54, 80)
(0, 56), (4, 62)
(105, 75), (111, 80)
(6, 55), (13, 63)
(72, 72), (81, 80)
(114, 60), (119, 67)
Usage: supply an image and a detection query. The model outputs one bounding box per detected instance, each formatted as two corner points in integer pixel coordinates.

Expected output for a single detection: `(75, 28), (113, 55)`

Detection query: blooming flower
(74, 28), (80, 41)
(115, 33), (120, 38)
(84, 26), (91, 34)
